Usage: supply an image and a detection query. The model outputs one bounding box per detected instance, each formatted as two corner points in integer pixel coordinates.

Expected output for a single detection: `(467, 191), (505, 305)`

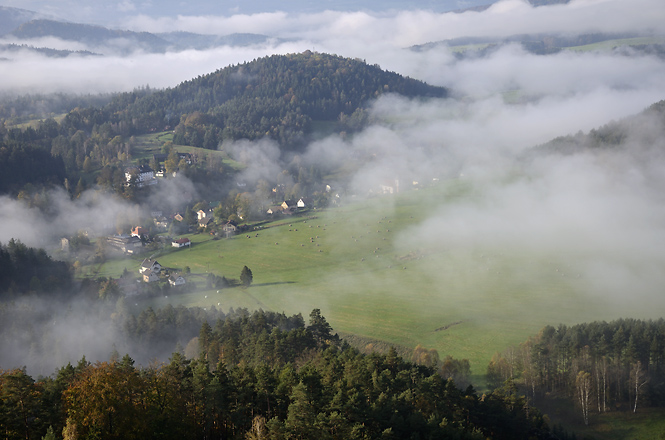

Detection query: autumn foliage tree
(63, 356), (153, 440)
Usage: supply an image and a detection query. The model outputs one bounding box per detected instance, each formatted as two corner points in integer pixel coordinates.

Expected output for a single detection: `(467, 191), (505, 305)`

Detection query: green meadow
(92, 179), (665, 380)
(566, 36), (665, 52)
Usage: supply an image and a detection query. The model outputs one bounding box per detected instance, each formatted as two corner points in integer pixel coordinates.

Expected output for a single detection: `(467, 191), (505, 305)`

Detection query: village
(55, 143), (421, 298)
(60, 193), (325, 296)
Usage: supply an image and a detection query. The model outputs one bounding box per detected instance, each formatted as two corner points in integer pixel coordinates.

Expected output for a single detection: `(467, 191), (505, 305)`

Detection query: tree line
(487, 318), (665, 425)
(0, 309), (552, 440)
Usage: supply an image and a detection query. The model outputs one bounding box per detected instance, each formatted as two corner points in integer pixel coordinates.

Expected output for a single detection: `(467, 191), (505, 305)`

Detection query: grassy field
(567, 36), (665, 52)
(6, 113), (67, 129)
(538, 396), (665, 440)
(90, 180), (665, 382)
(591, 408), (665, 440)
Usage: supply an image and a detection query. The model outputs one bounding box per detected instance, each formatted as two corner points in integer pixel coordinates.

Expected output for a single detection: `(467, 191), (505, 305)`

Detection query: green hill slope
(533, 99), (665, 154)
(106, 51), (448, 148)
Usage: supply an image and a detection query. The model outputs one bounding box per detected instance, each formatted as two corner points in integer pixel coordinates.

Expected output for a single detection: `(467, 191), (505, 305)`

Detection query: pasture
(100, 180), (665, 378)
(566, 36), (665, 52)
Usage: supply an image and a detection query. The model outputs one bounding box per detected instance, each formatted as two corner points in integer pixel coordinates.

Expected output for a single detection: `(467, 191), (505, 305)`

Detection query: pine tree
(240, 266), (253, 287)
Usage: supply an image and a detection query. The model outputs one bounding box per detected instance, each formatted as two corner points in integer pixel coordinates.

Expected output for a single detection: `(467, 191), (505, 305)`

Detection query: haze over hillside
(1, 0), (665, 399)
(1, 0), (663, 291)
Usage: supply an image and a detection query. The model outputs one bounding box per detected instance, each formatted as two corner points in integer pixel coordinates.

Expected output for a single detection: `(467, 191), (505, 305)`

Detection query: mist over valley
(1, 0), (665, 438)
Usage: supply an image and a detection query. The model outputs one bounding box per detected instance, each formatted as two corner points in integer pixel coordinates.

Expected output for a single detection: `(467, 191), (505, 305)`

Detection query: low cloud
(0, 188), (143, 248)
(2, 0), (665, 369)
(0, 0), (661, 95)
(226, 138), (287, 187)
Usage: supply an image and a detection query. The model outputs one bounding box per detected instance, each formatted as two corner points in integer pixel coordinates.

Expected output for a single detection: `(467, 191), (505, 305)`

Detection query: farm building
(266, 205), (284, 215)
(199, 217), (214, 228)
(222, 221), (238, 237)
(107, 235), (143, 254)
(281, 200), (297, 211)
(172, 237), (191, 248)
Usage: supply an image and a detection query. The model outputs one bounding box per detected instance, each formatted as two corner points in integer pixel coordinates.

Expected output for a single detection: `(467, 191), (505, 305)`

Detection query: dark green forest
(0, 239), (71, 297)
(0, 142), (66, 193)
(0, 309), (552, 440)
(0, 52), (447, 198)
(106, 51), (447, 147)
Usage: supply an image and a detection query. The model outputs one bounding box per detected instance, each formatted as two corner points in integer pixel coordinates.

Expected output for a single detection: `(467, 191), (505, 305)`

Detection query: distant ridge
(0, 6), (45, 35)
(157, 32), (284, 50)
(9, 19), (172, 54)
(4, 18), (285, 54)
(411, 32), (661, 57)
(0, 43), (100, 58)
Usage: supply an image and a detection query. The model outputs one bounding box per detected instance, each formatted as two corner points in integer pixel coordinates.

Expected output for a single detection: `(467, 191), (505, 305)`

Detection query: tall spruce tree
(240, 266), (253, 287)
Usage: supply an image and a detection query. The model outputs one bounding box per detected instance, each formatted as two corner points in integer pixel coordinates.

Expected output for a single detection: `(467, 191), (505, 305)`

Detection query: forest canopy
(0, 309), (552, 440)
(105, 51), (448, 148)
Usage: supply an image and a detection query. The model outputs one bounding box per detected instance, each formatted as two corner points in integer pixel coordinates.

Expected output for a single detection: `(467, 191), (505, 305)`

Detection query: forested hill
(105, 51), (448, 148)
(533, 99), (665, 155)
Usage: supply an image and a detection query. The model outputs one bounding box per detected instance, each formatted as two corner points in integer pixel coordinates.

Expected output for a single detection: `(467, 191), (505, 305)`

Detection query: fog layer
(2, 0), (665, 373)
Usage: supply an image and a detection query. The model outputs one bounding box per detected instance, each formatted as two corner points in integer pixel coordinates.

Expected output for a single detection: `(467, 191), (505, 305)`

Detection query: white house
(168, 273), (186, 286)
(297, 197), (313, 208)
(125, 165), (157, 188)
(139, 258), (161, 274)
(172, 237), (191, 248)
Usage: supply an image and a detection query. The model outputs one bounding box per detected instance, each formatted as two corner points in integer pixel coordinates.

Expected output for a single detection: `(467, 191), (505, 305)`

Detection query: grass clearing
(538, 395), (665, 440)
(567, 37), (665, 52)
(131, 131), (244, 170)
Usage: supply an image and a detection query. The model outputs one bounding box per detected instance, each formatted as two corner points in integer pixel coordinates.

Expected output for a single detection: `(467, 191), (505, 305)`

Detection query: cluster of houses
(266, 197), (312, 215)
(139, 258), (186, 286)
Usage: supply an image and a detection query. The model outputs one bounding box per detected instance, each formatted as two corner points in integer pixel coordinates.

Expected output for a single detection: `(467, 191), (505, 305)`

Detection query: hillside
(8, 19), (172, 54)
(0, 6), (44, 35)
(533, 99), (665, 154)
(105, 51), (448, 148)
(156, 31), (281, 50)
(413, 32), (665, 57)
(0, 43), (100, 58)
